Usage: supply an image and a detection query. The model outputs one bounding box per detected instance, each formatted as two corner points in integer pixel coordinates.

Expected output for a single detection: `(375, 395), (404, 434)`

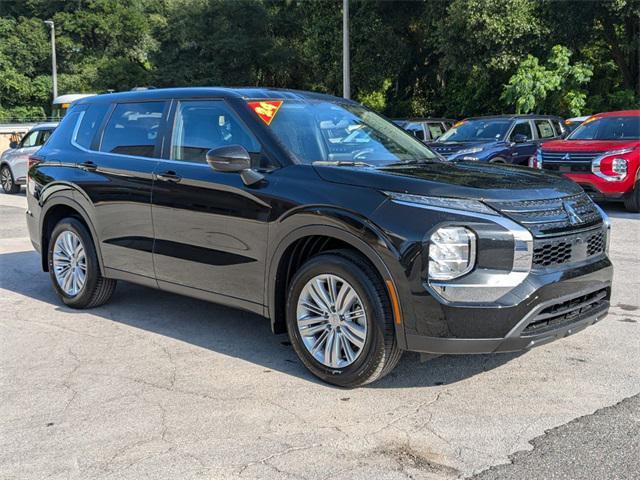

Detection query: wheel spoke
(340, 334), (356, 363)
(324, 329), (336, 367)
(313, 278), (333, 309)
(341, 321), (366, 349)
(336, 284), (357, 315)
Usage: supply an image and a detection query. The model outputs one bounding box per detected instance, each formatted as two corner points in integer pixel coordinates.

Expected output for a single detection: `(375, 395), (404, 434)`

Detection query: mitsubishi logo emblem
(562, 153), (571, 161)
(563, 201), (582, 225)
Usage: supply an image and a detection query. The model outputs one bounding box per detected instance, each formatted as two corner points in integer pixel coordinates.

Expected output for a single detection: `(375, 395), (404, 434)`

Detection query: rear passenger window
(171, 100), (261, 162)
(37, 130), (53, 146)
(535, 120), (556, 139)
(100, 102), (165, 157)
(74, 103), (109, 149)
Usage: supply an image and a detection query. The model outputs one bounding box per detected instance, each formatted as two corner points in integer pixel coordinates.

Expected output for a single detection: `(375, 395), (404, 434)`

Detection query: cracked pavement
(0, 192), (638, 479)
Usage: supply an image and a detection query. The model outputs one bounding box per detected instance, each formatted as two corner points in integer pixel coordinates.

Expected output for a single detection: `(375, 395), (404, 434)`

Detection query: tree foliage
(0, 0), (638, 121)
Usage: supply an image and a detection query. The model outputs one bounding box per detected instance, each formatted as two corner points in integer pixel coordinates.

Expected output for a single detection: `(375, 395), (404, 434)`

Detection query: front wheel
(623, 183), (640, 213)
(286, 250), (402, 387)
(1, 165), (20, 194)
(48, 217), (117, 308)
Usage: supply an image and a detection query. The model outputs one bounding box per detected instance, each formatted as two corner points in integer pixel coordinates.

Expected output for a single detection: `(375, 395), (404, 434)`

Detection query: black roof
(75, 87), (353, 105)
(465, 114), (563, 121)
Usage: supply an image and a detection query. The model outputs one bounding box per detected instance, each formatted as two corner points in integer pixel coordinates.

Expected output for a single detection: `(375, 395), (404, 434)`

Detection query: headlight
(384, 192), (497, 215)
(592, 148), (632, 181)
(456, 147), (483, 156)
(428, 226), (476, 280)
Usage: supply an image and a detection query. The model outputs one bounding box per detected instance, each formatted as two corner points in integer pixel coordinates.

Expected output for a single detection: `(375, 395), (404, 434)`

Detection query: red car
(532, 110), (640, 212)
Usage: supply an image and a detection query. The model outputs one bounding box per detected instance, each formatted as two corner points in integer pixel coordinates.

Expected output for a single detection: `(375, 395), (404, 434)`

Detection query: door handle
(79, 161), (98, 171)
(155, 170), (182, 183)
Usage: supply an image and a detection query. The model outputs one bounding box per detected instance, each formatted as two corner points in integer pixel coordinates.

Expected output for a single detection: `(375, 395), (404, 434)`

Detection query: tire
(286, 249), (402, 387)
(623, 183), (640, 213)
(489, 157), (507, 164)
(1, 165), (20, 194)
(47, 217), (116, 309)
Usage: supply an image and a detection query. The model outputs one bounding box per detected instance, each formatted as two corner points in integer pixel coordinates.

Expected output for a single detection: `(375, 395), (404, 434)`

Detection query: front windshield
(438, 119), (511, 142)
(568, 116), (640, 141)
(263, 100), (438, 166)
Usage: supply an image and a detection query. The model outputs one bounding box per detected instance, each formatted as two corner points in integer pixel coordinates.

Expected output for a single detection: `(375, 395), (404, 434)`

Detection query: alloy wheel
(1, 167), (12, 191)
(53, 231), (87, 296)
(296, 274), (368, 368)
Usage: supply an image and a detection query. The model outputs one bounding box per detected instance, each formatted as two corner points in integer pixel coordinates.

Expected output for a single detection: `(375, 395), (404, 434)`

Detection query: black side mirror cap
(206, 145), (264, 186)
(512, 133), (528, 144)
(9, 141), (18, 149)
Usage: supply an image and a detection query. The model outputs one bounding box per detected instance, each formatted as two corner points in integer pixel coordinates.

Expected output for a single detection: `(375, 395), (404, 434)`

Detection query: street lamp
(342, 0), (350, 99)
(43, 20), (58, 102)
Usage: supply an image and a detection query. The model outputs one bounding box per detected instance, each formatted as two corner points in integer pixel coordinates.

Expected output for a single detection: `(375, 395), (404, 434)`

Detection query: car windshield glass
(568, 116), (640, 140)
(438, 119), (511, 142)
(262, 100), (438, 166)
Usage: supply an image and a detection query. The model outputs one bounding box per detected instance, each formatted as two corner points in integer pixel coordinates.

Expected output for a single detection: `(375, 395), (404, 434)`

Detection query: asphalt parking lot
(1, 191), (638, 480)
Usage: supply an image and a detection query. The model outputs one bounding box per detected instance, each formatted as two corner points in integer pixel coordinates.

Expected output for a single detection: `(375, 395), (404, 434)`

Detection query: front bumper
(405, 262), (612, 355)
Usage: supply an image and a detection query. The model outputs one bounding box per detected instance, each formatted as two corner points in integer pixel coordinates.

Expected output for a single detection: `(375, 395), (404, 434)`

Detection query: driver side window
(20, 131), (39, 148)
(510, 121), (533, 141)
(170, 100), (261, 163)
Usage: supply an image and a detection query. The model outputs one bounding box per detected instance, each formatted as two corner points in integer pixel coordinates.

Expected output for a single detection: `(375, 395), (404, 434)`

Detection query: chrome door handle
(79, 161), (97, 171)
(155, 171), (182, 182)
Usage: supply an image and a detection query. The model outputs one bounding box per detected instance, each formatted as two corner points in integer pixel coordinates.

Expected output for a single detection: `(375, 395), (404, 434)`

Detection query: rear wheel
(48, 217), (116, 308)
(1, 165), (20, 194)
(286, 250), (402, 387)
(489, 157), (507, 164)
(623, 183), (640, 213)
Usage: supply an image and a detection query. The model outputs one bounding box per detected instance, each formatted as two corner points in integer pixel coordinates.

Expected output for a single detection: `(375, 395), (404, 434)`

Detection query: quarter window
(170, 100), (261, 163)
(74, 103), (110, 149)
(37, 129), (53, 146)
(405, 123), (425, 141)
(100, 102), (165, 157)
(535, 120), (556, 139)
(510, 121), (533, 141)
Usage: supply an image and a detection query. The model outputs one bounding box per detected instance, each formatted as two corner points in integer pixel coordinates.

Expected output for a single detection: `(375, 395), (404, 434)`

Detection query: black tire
(623, 183), (640, 213)
(286, 249), (402, 388)
(1, 165), (20, 194)
(47, 217), (116, 309)
(489, 157), (507, 164)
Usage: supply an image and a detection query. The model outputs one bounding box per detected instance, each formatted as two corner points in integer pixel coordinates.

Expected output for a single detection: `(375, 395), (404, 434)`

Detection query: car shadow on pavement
(601, 202), (638, 219)
(1, 249), (522, 389)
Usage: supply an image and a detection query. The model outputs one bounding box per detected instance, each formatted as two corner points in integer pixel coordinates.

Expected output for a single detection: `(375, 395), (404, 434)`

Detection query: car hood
(313, 161), (582, 202)
(541, 139), (640, 152)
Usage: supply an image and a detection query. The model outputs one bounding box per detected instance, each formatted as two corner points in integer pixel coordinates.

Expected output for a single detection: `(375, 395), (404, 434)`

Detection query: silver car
(1, 123), (57, 193)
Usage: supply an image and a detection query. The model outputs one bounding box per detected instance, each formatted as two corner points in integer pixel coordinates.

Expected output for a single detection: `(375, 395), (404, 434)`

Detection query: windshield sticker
(452, 120), (465, 128)
(582, 116), (599, 125)
(248, 100), (283, 125)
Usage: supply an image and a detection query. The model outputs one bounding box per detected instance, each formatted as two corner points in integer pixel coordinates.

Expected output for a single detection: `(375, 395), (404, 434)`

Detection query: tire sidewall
(48, 218), (100, 307)
(286, 255), (386, 387)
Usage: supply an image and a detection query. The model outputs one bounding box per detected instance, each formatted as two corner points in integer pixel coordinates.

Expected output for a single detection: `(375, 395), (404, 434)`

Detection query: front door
(151, 99), (273, 305)
(508, 120), (536, 165)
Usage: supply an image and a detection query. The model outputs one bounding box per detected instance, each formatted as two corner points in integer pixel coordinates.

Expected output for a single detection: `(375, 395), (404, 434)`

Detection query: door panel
(151, 161), (272, 303)
(76, 101), (165, 279)
(509, 120), (536, 165)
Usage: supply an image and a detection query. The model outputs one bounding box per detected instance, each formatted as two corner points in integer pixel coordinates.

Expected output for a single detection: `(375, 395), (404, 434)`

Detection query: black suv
(428, 115), (565, 164)
(26, 88), (612, 387)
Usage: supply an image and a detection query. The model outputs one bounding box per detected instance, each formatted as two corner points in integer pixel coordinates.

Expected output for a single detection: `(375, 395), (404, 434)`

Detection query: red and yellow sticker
(247, 100), (283, 125)
(582, 115), (599, 125)
(452, 120), (466, 128)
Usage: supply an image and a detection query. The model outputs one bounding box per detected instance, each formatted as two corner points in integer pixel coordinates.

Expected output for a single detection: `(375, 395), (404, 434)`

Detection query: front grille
(487, 193), (603, 237)
(522, 288), (609, 335)
(541, 151), (600, 173)
(532, 228), (606, 268)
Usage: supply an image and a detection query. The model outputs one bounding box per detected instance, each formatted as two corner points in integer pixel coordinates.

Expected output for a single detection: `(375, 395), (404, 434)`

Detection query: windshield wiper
(383, 158), (442, 166)
(312, 161), (375, 167)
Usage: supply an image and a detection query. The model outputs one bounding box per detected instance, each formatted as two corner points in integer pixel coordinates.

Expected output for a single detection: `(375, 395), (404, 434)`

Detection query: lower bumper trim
(406, 302), (608, 355)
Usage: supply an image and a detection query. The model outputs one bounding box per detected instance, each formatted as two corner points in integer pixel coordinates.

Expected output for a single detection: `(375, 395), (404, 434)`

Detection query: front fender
(266, 207), (407, 349)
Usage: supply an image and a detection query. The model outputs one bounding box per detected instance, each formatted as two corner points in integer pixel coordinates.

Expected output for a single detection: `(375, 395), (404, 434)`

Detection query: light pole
(342, 0), (350, 99)
(44, 20), (58, 102)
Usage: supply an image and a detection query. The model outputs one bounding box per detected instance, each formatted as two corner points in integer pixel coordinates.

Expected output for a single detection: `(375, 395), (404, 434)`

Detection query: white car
(1, 123), (57, 194)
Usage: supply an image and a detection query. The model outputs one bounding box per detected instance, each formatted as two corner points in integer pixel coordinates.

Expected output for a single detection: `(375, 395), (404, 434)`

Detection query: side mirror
(206, 145), (264, 186)
(512, 133), (528, 144)
(9, 141), (18, 149)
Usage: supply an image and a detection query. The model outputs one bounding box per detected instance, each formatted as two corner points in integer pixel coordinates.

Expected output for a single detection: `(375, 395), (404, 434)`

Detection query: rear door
(508, 120), (536, 165)
(74, 100), (166, 280)
(151, 98), (273, 306)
